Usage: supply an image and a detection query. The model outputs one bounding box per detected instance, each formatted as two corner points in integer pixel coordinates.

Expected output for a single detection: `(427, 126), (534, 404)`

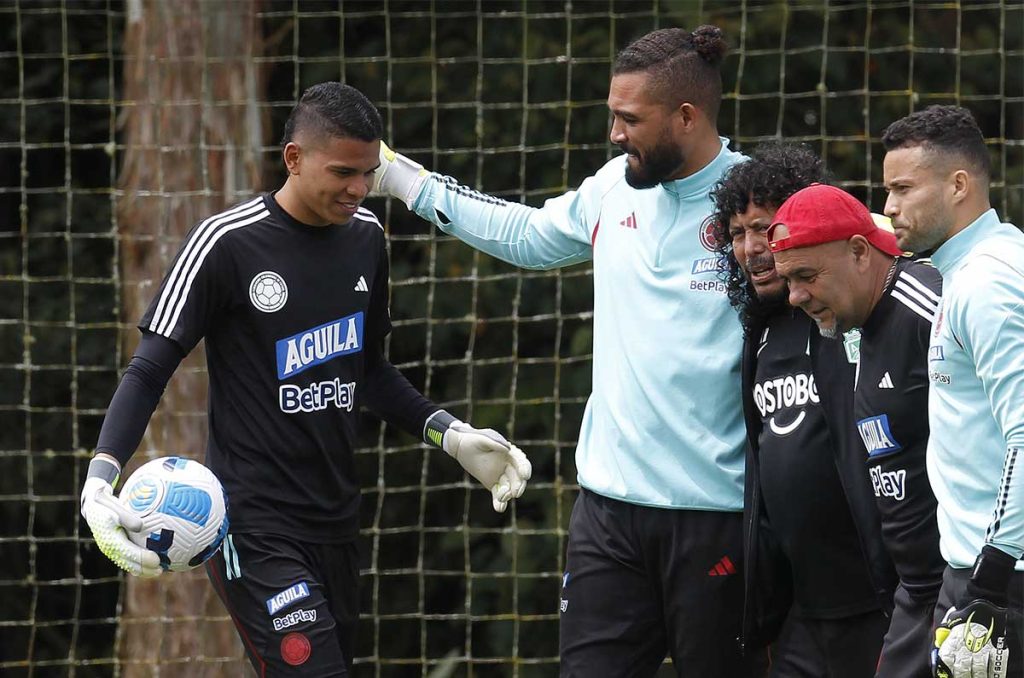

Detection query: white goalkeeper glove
(425, 411), (532, 512)
(932, 546), (1018, 678)
(373, 140), (429, 208)
(932, 600), (1010, 678)
(80, 455), (161, 577)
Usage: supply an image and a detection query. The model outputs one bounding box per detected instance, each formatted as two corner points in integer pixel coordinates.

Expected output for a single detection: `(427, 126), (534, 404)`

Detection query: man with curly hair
(709, 143), (895, 677)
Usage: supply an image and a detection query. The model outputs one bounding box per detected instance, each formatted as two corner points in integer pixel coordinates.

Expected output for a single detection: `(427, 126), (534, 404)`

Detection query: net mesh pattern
(0, 1), (1021, 675)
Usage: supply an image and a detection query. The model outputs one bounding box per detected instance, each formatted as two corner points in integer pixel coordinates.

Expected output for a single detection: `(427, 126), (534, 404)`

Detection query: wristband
(966, 544), (1017, 606)
(423, 410), (458, 448)
(87, 455), (121, 487)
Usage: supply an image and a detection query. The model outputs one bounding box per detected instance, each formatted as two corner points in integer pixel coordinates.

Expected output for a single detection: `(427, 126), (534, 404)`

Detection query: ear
(283, 142), (301, 175)
(848, 235), (872, 271)
(950, 169), (970, 204)
(676, 102), (699, 133)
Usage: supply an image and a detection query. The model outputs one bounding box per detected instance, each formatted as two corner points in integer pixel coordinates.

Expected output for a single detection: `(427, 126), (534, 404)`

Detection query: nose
(747, 231), (769, 254)
(609, 118), (626, 145)
(788, 283), (810, 309)
(349, 176), (371, 201)
(883, 193), (898, 218)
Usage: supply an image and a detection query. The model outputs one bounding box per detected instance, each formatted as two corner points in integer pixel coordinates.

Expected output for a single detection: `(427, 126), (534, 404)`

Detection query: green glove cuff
(423, 410), (458, 449)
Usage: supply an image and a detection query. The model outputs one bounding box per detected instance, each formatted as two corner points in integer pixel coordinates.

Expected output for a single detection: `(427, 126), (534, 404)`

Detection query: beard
(744, 254), (787, 303)
(894, 217), (947, 254)
(816, 321), (838, 340)
(621, 133), (685, 189)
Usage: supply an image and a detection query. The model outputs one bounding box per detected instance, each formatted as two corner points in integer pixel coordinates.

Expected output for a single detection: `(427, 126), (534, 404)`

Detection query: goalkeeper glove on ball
(425, 411), (532, 513)
(81, 455), (162, 577)
(373, 140), (429, 208)
(932, 546), (1016, 678)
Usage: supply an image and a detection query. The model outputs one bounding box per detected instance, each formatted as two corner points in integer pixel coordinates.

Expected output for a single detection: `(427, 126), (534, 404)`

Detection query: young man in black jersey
(767, 183), (945, 677)
(79, 82), (532, 676)
(709, 144), (896, 677)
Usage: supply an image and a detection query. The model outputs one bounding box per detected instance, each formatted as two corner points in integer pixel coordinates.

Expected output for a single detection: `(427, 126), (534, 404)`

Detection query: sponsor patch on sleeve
(856, 414), (902, 457)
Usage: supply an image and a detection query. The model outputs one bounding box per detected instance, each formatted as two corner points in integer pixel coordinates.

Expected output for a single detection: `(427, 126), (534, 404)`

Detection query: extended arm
(362, 236), (531, 512)
(375, 142), (598, 270)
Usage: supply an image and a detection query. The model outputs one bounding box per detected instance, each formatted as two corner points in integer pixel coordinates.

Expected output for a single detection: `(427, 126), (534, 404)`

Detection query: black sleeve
(363, 346), (440, 439)
(94, 332), (184, 467)
(361, 233), (440, 440)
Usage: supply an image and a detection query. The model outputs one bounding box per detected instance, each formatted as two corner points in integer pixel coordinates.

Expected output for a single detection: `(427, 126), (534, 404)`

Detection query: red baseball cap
(767, 184), (902, 256)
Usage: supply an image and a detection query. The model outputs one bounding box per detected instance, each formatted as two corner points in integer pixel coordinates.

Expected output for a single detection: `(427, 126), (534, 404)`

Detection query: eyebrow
(326, 163), (373, 173)
(785, 266), (819, 278)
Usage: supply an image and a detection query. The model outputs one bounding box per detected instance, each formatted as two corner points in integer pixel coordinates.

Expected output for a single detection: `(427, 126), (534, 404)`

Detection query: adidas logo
(707, 555), (736, 576)
(619, 212), (637, 229)
(354, 276), (368, 292)
(878, 372), (894, 389)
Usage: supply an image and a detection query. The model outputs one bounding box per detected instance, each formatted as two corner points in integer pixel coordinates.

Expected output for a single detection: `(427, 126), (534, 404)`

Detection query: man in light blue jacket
(882, 105), (1024, 678)
(376, 24), (768, 677)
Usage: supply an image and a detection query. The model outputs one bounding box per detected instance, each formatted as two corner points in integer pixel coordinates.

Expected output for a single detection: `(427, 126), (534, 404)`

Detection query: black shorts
(559, 488), (768, 677)
(205, 532), (359, 677)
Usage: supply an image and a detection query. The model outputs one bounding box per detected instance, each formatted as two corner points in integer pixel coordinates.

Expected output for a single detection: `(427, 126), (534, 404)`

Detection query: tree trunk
(115, 1), (265, 675)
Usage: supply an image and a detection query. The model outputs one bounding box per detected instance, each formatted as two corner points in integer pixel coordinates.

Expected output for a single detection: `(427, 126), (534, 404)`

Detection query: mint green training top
(927, 208), (1024, 570)
(412, 138), (748, 511)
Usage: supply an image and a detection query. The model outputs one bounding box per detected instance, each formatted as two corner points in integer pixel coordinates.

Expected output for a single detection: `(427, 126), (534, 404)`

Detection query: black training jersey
(754, 308), (879, 618)
(140, 193), (435, 543)
(855, 258), (945, 598)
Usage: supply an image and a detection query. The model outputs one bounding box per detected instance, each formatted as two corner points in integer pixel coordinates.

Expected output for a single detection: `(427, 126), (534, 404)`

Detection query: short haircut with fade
(612, 25), (728, 120)
(882, 105), (991, 178)
(281, 82), (383, 146)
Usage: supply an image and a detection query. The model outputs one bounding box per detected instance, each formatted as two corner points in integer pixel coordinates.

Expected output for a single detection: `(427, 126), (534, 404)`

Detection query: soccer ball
(118, 456), (229, 572)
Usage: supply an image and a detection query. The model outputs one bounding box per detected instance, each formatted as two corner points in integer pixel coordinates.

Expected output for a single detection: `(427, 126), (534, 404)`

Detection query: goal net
(2, 1), (1021, 676)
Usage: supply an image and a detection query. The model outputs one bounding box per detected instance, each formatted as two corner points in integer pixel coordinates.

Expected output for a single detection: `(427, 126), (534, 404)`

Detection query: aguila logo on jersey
(753, 372), (819, 435)
(266, 582), (310, 615)
(857, 414), (902, 457)
(276, 312), (364, 379)
(699, 221), (718, 252)
(249, 271), (288, 312)
(691, 256), (726, 275)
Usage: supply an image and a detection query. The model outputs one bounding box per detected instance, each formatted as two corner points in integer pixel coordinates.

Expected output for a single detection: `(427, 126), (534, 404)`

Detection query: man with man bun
(376, 24), (770, 677)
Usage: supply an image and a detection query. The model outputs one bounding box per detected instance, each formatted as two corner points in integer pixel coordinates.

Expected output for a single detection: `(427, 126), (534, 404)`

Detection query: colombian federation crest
(699, 220), (718, 252)
(249, 270), (288, 313)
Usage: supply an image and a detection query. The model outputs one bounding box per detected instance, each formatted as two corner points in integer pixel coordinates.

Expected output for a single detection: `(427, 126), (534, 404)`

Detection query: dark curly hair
(707, 141), (829, 335)
(882, 104), (990, 178)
